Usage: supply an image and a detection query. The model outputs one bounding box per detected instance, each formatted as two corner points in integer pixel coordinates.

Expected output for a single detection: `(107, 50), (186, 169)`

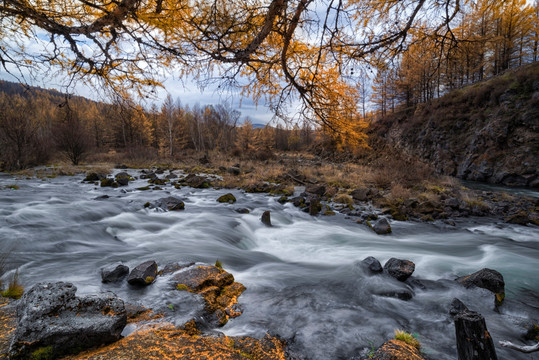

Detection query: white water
(0, 170), (538, 359)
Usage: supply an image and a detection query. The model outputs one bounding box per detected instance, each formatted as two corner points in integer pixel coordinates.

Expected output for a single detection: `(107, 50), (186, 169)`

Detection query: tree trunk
(454, 310), (497, 360)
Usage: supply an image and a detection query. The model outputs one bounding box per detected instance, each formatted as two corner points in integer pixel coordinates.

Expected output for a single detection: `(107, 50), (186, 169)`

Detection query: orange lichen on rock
(172, 265), (246, 326)
(65, 323), (286, 360)
(0, 298), (16, 359)
(372, 339), (426, 360)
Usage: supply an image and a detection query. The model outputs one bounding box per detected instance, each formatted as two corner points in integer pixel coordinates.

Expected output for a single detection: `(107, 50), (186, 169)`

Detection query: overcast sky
(0, 67), (276, 125)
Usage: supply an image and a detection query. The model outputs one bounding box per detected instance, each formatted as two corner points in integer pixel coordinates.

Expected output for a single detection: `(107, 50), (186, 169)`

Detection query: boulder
(227, 167), (241, 176)
(115, 172), (130, 186)
(183, 174), (211, 188)
(456, 268), (505, 306)
(101, 264), (130, 283)
(372, 339), (425, 360)
(235, 208), (250, 214)
(305, 184), (326, 196)
(153, 196), (185, 211)
(100, 178), (118, 188)
(172, 265), (246, 326)
(127, 261), (158, 286)
(217, 193), (237, 203)
(361, 256), (383, 274)
(384, 258), (415, 281)
(373, 218), (392, 235)
(351, 188), (371, 202)
(308, 197), (322, 216)
(84, 172), (105, 182)
(261, 210), (272, 226)
(9, 282), (126, 359)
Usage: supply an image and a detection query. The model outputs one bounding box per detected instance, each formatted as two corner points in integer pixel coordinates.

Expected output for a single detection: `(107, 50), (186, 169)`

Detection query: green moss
(215, 260), (223, 269)
(5, 184), (19, 190)
(323, 210), (336, 216)
(277, 196), (288, 204)
(394, 330), (421, 350)
(176, 283), (189, 291)
(495, 292), (505, 307)
(30, 346), (54, 360)
(143, 202), (151, 208)
(137, 186), (151, 191)
(217, 193), (237, 203)
(144, 276), (155, 284)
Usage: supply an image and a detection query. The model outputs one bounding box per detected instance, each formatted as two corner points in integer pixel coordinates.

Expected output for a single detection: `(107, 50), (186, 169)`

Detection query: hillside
(373, 62), (539, 188)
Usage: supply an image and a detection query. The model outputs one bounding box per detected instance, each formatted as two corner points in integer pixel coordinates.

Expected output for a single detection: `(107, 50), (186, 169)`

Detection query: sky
(0, 67), (277, 125)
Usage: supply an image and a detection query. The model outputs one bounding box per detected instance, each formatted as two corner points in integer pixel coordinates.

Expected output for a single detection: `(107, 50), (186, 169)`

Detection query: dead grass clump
(388, 183), (412, 201)
(334, 193), (353, 206)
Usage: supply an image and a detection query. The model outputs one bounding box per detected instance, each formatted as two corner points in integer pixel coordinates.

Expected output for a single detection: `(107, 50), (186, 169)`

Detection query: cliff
(373, 62), (539, 187)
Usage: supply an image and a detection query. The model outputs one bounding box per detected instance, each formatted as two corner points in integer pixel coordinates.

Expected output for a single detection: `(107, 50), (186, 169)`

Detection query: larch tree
(0, 0), (470, 145)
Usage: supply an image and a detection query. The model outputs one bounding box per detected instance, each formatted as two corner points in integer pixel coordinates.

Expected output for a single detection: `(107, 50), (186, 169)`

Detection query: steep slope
(374, 62), (539, 187)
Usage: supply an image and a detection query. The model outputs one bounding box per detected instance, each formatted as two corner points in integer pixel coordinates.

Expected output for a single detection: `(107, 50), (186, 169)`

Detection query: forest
(1, 0), (538, 170)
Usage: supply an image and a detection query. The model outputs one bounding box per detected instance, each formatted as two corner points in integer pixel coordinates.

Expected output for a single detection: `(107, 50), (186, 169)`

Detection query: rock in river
(101, 264), (130, 283)
(9, 282), (126, 359)
(127, 261), (158, 286)
(456, 268), (505, 306)
(384, 258), (415, 282)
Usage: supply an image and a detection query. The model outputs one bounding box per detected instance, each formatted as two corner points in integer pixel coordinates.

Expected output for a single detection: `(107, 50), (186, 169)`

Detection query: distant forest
(0, 80), (316, 170)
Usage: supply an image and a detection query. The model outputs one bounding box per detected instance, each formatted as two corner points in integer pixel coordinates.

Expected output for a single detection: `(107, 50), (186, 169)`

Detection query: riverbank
(11, 151), (539, 226)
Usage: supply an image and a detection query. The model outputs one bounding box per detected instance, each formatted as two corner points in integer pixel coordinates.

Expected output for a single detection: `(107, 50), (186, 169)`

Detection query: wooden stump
(454, 310), (497, 360)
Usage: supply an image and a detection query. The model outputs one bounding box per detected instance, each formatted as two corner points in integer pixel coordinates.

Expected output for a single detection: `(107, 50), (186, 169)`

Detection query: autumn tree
(54, 101), (92, 165)
(0, 0), (470, 147)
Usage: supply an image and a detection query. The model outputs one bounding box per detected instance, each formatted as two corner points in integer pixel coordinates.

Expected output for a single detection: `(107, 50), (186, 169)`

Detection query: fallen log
(499, 341), (539, 353)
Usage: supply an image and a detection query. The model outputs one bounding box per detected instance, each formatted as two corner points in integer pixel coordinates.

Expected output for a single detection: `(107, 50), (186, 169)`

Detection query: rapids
(0, 170), (538, 359)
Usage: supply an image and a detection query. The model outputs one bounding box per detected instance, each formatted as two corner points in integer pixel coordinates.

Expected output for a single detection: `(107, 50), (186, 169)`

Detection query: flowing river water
(0, 170), (538, 359)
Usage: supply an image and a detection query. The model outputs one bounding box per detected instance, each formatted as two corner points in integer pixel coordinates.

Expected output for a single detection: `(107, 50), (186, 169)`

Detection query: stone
(172, 265), (246, 326)
(101, 264), (130, 283)
(261, 210), (272, 226)
(154, 196), (185, 211)
(235, 208), (250, 214)
(9, 282), (126, 359)
(128, 261), (158, 286)
(309, 197), (321, 216)
(372, 339), (425, 360)
(217, 193), (237, 203)
(373, 218), (392, 234)
(115, 172), (130, 186)
(66, 325), (285, 360)
(305, 184), (326, 196)
(361, 256), (383, 274)
(351, 188), (371, 202)
(183, 174), (211, 188)
(384, 258), (415, 281)
(456, 268), (505, 306)
(449, 298), (469, 317)
(227, 167), (241, 176)
(84, 172), (105, 182)
(100, 178), (118, 187)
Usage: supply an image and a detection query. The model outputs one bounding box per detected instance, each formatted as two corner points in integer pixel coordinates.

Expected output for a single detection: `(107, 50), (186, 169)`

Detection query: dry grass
(394, 330), (421, 350)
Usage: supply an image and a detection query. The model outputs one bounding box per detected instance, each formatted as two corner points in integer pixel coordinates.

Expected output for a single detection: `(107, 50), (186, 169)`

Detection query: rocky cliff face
(374, 62), (539, 187)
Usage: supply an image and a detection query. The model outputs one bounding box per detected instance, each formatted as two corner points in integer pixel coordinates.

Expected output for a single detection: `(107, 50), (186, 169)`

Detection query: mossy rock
(100, 178), (117, 188)
(217, 193), (237, 203)
(137, 186), (151, 191)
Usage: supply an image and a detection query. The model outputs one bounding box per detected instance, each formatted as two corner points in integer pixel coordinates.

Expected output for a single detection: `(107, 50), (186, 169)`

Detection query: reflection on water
(0, 171), (538, 359)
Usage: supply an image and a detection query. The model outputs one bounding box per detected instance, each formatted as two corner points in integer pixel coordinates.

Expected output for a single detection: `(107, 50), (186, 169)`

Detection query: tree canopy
(0, 0), (529, 147)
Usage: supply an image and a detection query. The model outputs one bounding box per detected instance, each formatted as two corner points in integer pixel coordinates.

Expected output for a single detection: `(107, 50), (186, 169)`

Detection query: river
(0, 170), (538, 359)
